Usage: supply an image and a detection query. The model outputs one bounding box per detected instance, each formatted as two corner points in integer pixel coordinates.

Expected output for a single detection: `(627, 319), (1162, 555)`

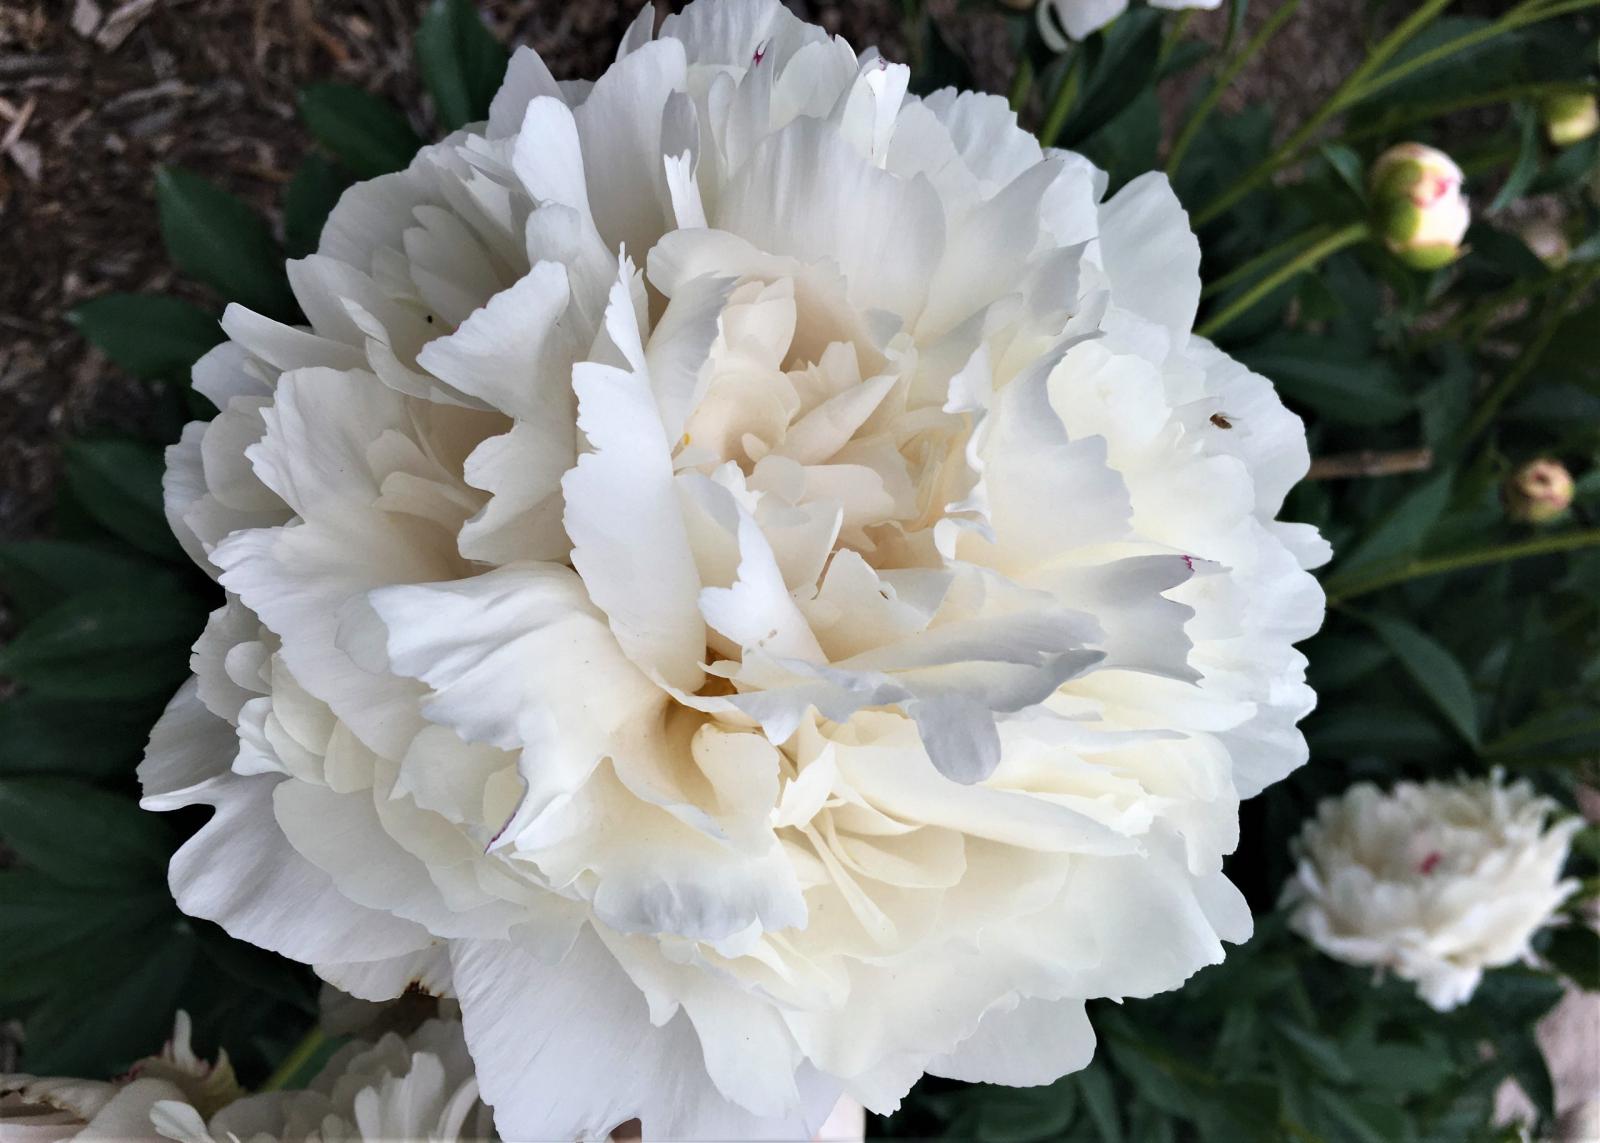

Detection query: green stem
(1168, 0), (1302, 176)
(1196, 223), (1368, 339)
(1356, 0), (1600, 104)
(1336, 80), (1600, 145)
(1201, 223), (1334, 300)
(1158, 10), (1197, 67)
(1486, 716), (1600, 757)
(1411, 267), (1576, 350)
(1192, 0), (1456, 226)
(259, 1027), (327, 1093)
(1454, 264), (1600, 447)
(1038, 50), (1084, 148)
(1008, 53), (1035, 115)
(1326, 528), (1600, 603)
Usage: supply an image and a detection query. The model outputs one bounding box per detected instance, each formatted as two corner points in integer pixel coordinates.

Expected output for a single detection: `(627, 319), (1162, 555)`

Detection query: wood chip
(71, 0), (103, 38)
(6, 139), (41, 183)
(95, 0), (158, 51)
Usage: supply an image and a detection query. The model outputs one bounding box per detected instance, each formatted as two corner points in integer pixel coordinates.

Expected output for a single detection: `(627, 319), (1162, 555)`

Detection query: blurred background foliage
(1, 0), (1597, 1139)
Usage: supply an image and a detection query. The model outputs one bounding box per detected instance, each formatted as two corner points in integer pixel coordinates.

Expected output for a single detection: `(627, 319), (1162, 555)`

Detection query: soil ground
(0, 0), (1373, 541)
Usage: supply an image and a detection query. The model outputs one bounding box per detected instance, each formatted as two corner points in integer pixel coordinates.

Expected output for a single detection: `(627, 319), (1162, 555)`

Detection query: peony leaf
(1056, 9), (1162, 149)
(283, 153), (353, 259)
(0, 693), (163, 779)
(297, 83), (424, 180)
(1542, 925), (1600, 991)
(1363, 614), (1481, 748)
(1075, 1061), (1125, 1143)
(68, 294), (223, 381)
(1271, 1020), (1353, 1084)
(156, 165), (299, 322)
(1236, 339), (1413, 426)
(1488, 105), (1541, 215)
(61, 438), (183, 560)
(0, 538), (181, 622)
(416, 0), (507, 132)
(0, 587), (206, 700)
(0, 777), (171, 889)
(18, 920), (197, 1077)
(0, 870), (173, 1003)
(1326, 469), (1454, 585)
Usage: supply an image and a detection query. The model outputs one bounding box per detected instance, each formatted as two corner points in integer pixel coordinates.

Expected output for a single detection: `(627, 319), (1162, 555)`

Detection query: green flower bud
(1503, 458), (1575, 525)
(1369, 144), (1470, 270)
(1543, 92), (1599, 148)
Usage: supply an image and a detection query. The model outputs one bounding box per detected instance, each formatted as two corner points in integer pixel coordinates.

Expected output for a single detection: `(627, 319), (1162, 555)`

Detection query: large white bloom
(1283, 772), (1581, 1011)
(141, 1), (1327, 1137)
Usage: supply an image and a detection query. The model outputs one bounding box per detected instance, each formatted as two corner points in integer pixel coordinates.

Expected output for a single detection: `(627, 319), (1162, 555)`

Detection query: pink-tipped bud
(1503, 458), (1575, 524)
(1370, 143), (1470, 270)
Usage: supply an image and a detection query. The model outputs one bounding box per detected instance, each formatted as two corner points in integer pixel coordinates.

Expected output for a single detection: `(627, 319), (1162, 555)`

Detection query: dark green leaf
(1489, 106), (1541, 215)
(1237, 339), (1413, 426)
(1345, 1042), (1455, 1096)
(0, 870), (173, 1003)
(1076, 1060), (1124, 1143)
(19, 919), (197, 1075)
(0, 693), (164, 779)
(416, 0), (508, 132)
(1306, 633), (1391, 693)
(1466, 223), (1549, 282)
(1543, 925), (1600, 991)
(284, 156), (353, 262)
(0, 777), (171, 887)
(1320, 144), (1366, 201)
(1058, 10), (1161, 148)
(1363, 614), (1481, 747)
(1272, 1020), (1354, 1084)
(1307, 702), (1455, 759)
(1311, 1088), (1411, 1143)
(0, 587), (205, 700)
(68, 295), (223, 381)
(909, 10), (974, 97)
(198, 927), (319, 1013)
(61, 438), (183, 560)
(0, 539), (179, 622)
(298, 83), (424, 180)
(156, 166), (297, 321)
(1327, 470), (1454, 583)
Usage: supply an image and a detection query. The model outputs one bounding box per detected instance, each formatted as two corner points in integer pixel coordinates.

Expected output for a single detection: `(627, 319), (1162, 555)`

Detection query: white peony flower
(140, 1), (1327, 1137)
(150, 1019), (491, 1143)
(1283, 772), (1581, 1011)
(1038, 0), (1222, 50)
(1, 1017), (489, 1143)
(1, 1012), (242, 1143)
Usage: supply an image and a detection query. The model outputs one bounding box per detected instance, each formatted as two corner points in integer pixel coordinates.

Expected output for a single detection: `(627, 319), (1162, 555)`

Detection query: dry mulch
(0, 0), (1362, 543)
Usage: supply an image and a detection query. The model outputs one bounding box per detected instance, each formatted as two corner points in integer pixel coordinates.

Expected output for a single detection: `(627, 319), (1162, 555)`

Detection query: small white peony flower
(1, 1012), (242, 1143)
(1038, 0), (1222, 50)
(150, 1019), (491, 1143)
(141, 1), (1327, 1137)
(1283, 772), (1581, 1011)
(1, 1017), (488, 1143)
(1370, 142), (1471, 270)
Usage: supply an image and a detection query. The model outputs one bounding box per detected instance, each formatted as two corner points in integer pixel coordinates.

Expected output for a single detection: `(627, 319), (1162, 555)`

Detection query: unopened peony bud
(1543, 92), (1599, 147)
(1504, 458), (1575, 524)
(1370, 143), (1471, 270)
